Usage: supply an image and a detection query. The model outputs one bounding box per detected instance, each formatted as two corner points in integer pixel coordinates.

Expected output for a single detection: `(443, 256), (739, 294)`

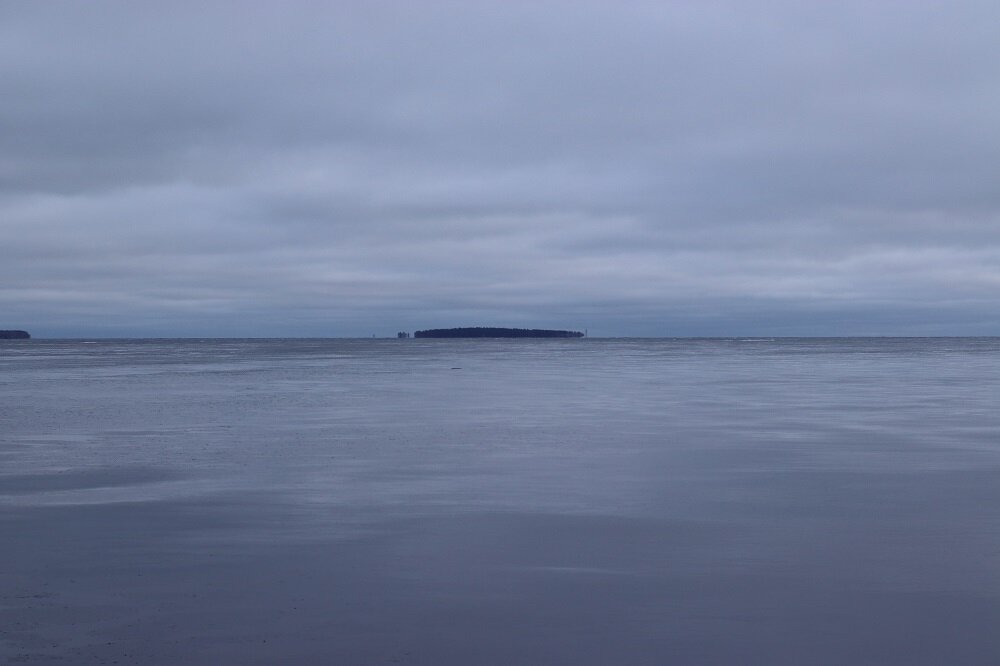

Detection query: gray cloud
(2, 1), (1000, 336)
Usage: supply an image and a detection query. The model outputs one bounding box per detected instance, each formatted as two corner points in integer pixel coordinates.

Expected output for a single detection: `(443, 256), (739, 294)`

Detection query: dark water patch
(0, 466), (185, 494)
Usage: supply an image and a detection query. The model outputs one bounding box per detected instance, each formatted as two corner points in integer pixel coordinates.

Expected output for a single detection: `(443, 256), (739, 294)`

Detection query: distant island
(413, 327), (584, 339)
(0, 330), (30, 339)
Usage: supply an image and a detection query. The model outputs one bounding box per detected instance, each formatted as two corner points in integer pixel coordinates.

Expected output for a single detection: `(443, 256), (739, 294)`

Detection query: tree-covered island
(0, 330), (30, 339)
(413, 327), (584, 338)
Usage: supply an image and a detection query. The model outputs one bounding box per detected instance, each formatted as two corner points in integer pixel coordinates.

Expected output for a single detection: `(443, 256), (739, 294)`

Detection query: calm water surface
(3, 338), (1000, 664)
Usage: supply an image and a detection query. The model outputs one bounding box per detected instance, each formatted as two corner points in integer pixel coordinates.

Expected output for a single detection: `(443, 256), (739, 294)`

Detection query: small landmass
(0, 330), (30, 339)
(413, 327), (584, 339)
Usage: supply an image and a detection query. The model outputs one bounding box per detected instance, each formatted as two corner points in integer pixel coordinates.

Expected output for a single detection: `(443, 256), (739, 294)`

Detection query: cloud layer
(3, 1), (1000, 336)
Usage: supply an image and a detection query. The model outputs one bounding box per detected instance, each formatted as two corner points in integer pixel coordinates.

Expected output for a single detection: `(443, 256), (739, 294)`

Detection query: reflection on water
(3, 338), (1000, 664)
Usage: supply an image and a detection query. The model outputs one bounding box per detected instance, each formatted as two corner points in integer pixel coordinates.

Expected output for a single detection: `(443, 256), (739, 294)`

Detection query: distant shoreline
(0, 330), (30, 339)
(413, 327), (584, 339)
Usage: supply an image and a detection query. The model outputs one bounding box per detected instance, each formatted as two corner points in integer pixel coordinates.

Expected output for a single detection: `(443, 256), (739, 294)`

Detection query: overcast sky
(3, 1), (999, 337)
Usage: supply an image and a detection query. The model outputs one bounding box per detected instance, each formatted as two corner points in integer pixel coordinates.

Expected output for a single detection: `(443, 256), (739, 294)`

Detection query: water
(3, 338), (1000, 664)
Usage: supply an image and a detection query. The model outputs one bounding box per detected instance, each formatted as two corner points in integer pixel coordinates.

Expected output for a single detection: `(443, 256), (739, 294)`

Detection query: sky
(3, 1), (1000, 338)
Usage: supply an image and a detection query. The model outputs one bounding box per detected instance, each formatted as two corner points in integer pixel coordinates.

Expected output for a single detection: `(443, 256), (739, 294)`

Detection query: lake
(3, 337), (1000, 664)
